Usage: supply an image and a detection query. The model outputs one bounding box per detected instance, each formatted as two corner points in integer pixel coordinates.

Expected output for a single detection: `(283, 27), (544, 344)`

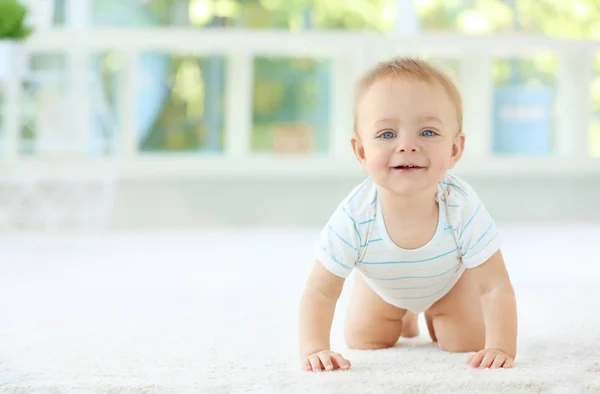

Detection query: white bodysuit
(314, 173), (502, 313)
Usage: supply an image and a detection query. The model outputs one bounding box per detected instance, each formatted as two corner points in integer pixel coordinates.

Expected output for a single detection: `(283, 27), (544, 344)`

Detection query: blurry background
(1, 0), (600, 232)
(2, 3), (600, 391)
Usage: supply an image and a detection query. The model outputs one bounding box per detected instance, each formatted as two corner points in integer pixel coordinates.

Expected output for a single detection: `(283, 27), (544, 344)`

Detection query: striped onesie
(314, 173), (502, 313)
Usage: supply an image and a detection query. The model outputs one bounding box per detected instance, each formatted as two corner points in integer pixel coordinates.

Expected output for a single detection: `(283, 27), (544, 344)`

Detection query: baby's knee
(437, 338), (483, 354)
(344, 333), (397, 350)
(344, 315), (404, 350)
(344, 321), (399, 350)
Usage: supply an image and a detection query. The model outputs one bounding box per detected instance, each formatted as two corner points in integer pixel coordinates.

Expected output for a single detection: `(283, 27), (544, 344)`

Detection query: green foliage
(518, 0), (600, 39)
(143, 0), (394, 30)
(0, 0), (32, 40)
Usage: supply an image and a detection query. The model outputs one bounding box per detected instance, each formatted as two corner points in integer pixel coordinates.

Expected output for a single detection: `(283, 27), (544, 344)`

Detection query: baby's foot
(401, 311), (420, 338)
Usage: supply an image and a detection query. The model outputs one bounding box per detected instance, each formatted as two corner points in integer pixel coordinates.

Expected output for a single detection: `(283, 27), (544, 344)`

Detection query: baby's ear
(351, 134), (367, 168)
(450, 132), (465, 167)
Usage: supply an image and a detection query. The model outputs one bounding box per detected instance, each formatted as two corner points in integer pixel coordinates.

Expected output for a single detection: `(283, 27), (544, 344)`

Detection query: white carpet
(0, 225), (599, 393)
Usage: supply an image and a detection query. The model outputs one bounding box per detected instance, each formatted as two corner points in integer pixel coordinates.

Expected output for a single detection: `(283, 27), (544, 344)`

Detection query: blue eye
(380, 131), (396, 139)
(421, 129), (436, 137)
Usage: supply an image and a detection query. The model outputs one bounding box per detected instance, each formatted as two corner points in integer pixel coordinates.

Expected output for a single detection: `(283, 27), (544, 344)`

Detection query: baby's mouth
(391, 165), (425, 172)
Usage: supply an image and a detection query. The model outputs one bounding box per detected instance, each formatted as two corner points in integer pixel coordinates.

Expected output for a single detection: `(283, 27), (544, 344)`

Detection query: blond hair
(353, 57), (463, 135)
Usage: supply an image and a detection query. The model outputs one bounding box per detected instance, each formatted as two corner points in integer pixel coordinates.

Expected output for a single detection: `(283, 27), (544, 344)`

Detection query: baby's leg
(425, 268), (485, 352)
(344, 273), (417, 349)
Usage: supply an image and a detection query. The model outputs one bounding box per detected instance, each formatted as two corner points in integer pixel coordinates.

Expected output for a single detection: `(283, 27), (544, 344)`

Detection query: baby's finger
(503, 358), (515, 368)
(309, 354), (323, 372)
(480, 352), (496, 369)
(466, 353), (475, 364)
(468, 351), (485, 368)
(302, 358), (312, 371)
(318, 353), (334, 372)
(490, 355), (506, 369)
(331, 353), (351, 370)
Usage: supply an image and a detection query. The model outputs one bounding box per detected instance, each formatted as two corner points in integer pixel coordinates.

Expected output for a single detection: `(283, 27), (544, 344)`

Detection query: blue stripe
(328, 225), (358, 251)
(458, 204), (481, 240)
(444, 225), (455, 231)
(383, 282), (440, 291)
(359, 219), (374, 225)
(342, 206), (362, 245)
(320, 245), (353, 270)
(370, 195), (377, 206)
(390, 280), (454, 300)
(359, 248), (457, 265)
(360, 238), (383, 248)
(446, 204), (460, 208)
(367, 263), (462, 280)
(364, 262), (460, 281)
(438, 181), (466, 195)
(348, 178), (370, 203)
(462, 222), (494, 256)
(330, 255), (353, 270)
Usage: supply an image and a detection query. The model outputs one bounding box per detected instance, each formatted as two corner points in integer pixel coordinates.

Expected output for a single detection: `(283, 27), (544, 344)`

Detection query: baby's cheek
(368, 158), (387, 172)
(430, 151), (452, 166)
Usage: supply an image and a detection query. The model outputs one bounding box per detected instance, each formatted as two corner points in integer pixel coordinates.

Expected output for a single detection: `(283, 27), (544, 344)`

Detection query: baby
(298, 57), (517, 372)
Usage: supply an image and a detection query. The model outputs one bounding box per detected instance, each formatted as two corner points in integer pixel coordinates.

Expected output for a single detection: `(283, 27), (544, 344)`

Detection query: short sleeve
(314, 203), (361, 278)
(445, 179), (502, 269)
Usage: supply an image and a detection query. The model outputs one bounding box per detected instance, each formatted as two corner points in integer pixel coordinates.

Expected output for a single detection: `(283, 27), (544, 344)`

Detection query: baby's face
(352, 76), (464, 197)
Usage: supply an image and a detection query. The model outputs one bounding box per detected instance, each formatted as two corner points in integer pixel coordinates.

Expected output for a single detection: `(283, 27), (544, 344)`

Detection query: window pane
(252, 57), (330, 155)
(26, 0), (63, 27)
(91, 52), (124, 156)
(139, 54), (225, 153)
(491, 55), (558, 156)
(591, 54), (600, 157)
(89, 1), (395, 30)
(52, 0), (67, 26)
(92, 0), (162, 27)
(90, 0), (226, 28)
(20, 53), (68, 156)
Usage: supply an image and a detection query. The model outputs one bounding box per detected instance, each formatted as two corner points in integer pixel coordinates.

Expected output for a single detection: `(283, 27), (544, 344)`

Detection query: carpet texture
(0, 226), (598, 393)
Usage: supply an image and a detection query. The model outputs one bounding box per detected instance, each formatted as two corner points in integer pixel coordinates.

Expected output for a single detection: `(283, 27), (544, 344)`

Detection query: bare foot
(401, 311), (419, 338)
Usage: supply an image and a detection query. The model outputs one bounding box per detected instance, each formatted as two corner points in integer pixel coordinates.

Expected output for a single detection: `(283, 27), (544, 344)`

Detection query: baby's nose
(398, 146), (418, 152)
(397, 139), (419, 152)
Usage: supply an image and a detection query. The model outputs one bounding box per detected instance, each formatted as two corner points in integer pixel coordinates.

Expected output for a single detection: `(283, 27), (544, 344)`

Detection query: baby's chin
(375, 177), (439, 198)
(388, 185), (437, 198)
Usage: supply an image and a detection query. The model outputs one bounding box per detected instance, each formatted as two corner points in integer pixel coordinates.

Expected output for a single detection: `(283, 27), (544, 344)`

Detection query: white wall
(109, 175), (600, 229)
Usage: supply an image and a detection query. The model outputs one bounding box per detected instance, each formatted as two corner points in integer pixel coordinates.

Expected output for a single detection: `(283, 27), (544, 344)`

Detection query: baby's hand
(301, 350), (351, 372)
(467, 348), (514, 369)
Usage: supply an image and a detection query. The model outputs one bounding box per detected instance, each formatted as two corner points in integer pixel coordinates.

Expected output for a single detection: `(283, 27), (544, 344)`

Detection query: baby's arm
(467, 250), (518, 368)
(299, 261), (351, 372)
